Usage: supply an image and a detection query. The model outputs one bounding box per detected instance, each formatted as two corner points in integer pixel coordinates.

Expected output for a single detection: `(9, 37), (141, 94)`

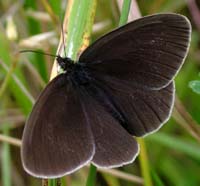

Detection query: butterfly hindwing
(84, 75), (174, 137)
(21, 74), (94, 178)
(78, 84), (139, 168)
(80, 14), (191, 89)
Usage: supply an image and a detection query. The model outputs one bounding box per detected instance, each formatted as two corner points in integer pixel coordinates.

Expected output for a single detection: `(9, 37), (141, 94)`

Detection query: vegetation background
(0, 0), (200, 186)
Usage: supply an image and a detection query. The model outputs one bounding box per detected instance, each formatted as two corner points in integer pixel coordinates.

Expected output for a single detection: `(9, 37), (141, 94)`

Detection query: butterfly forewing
(21, 74), (94, 178)
(80, 14), (191, 89)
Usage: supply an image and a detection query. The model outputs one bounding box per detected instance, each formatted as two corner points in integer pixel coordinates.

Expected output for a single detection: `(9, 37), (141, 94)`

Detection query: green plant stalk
(86, 164), (97, 186)
(48, 178), (61, 186)
(65, 0), (97, 60)
(1, 125), (11, 186)
(137, 138), (153, 186)
(48, 179), (56, 186)
(118, 0), (132, 26)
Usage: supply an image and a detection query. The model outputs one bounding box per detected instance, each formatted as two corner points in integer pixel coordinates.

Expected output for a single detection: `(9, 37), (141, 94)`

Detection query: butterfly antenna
(19, 50), (58, 58)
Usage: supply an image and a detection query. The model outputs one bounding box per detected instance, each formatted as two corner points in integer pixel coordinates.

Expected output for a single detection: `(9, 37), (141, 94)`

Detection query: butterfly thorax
(56, 55), (92, 86)
(69, 65), (92, 86)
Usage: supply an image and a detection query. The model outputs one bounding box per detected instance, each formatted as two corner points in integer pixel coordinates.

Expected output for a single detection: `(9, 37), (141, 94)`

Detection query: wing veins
(130, 100), (149, 133)
(140, 98), (162, 124)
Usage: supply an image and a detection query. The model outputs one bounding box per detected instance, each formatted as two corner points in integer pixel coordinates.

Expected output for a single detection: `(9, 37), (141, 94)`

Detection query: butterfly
(21, 13), (191, 178)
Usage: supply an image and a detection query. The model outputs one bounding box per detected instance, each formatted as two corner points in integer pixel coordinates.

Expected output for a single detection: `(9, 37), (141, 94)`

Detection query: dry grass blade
(98, 168), (143, 184)
(0, 134), (21, 147)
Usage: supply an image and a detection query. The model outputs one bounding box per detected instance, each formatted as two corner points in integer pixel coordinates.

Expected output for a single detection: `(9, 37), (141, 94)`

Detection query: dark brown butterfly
(21, 13), (191, 178)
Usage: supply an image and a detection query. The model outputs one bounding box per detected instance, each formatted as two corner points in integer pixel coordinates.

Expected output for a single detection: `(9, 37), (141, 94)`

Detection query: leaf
(189, 80), (200, 94)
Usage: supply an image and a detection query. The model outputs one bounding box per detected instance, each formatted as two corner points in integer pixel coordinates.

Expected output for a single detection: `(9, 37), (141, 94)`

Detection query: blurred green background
(0, 0), (200, 186)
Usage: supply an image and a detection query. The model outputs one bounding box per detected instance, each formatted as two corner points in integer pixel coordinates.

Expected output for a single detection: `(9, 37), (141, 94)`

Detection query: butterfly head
(56, 55), (75, 71)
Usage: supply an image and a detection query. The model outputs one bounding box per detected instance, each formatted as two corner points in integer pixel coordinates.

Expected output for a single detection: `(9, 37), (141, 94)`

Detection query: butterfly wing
(88, 75), (174, 137)
(21, 74), (94, 178)
(78, 85), (138, 168)
(80, 14), (191, 89)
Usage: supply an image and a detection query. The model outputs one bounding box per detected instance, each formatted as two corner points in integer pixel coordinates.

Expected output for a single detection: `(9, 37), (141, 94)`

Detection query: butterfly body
(21, 13), (191, 178)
